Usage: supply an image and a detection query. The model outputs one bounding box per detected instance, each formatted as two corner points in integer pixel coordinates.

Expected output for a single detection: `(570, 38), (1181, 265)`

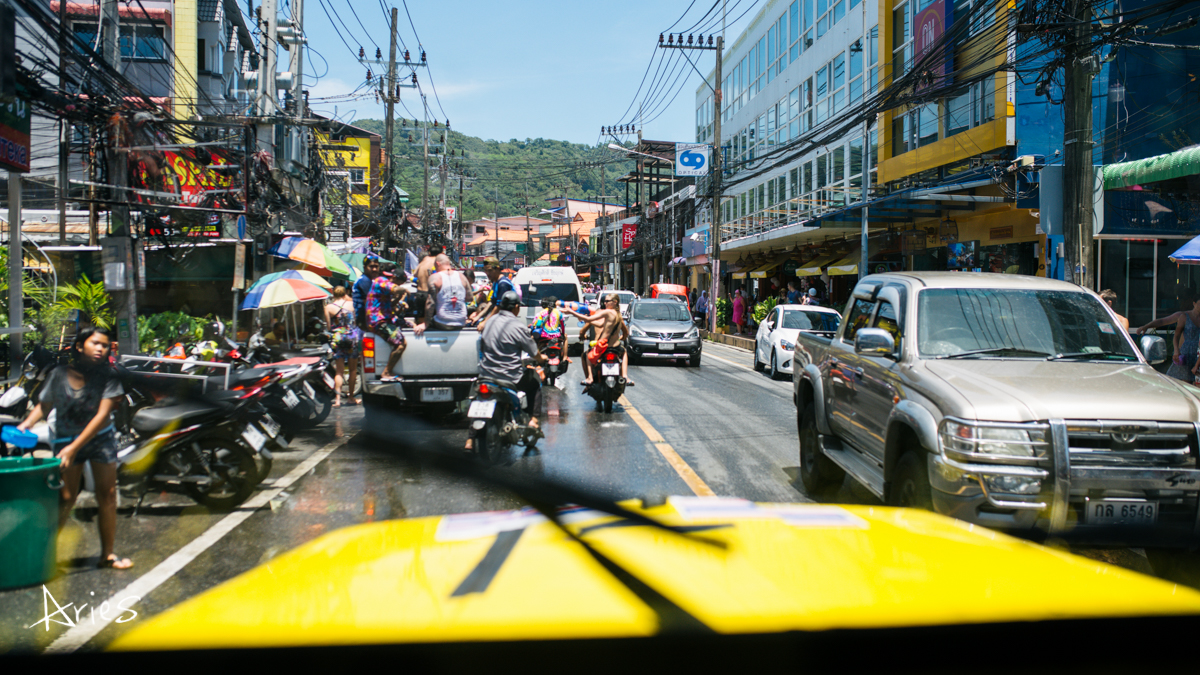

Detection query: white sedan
(753, 304), (842, 379)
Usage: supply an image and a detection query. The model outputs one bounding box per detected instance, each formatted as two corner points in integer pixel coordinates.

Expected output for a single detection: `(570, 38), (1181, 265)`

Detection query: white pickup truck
(361, 326), (480, 422)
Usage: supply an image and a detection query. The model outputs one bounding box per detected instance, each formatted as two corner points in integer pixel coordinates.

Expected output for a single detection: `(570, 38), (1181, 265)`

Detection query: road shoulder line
(43, 436), (349, 654)
(618, 395), (715, 497)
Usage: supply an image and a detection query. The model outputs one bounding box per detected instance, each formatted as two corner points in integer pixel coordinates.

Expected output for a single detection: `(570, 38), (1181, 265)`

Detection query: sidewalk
(701, 330), (754, 352)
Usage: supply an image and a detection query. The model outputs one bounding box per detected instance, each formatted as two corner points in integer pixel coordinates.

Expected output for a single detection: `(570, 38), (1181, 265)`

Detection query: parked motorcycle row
(0, 322), (343, 512)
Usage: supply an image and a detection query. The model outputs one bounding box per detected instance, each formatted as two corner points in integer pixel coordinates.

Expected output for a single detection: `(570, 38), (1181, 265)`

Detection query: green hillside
(352, 120), (635, 221)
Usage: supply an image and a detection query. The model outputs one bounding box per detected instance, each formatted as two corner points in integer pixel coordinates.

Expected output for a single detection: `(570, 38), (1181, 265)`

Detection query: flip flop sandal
(98, 555), (133, 570)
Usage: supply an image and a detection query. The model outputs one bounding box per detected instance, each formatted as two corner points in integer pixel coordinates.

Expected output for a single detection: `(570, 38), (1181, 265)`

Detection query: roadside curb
(701, 330), (753, 352)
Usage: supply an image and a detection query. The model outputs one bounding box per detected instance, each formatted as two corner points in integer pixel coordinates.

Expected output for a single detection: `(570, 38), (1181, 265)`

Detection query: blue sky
(297, 0), (758, 145)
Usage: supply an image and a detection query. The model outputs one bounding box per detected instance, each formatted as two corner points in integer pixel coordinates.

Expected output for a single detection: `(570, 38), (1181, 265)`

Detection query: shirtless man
(412, 244), (444, 327)
(561, 293), (633, 386)
(415, 254), (473, 335)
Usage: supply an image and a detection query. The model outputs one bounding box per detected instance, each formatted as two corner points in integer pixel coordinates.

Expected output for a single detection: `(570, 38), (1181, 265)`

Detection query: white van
(512, 266), (585, 351)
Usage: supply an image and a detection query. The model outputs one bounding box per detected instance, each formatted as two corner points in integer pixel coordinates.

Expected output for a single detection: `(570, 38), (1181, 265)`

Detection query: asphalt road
(0, 340), (1156, 653)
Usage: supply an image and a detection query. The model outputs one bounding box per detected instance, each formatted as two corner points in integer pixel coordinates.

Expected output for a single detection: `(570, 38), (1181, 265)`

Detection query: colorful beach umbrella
(251, 269), (334, 290)
(339, 252), (393, 269)
(270, 237), (352, 276)
(241, 278), (331, 310)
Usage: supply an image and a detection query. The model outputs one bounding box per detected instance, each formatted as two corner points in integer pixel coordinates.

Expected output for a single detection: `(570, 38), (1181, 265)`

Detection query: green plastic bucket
(0, 456), (63, 589)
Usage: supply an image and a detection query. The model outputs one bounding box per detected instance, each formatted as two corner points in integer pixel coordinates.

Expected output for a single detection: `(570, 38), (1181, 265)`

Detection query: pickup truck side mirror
(855, 328), (895, 357)
(1139, 335), (1167, 365)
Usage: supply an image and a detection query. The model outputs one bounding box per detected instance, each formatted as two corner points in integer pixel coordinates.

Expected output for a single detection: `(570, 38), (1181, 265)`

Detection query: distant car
(627, 298), (701, 367)
(599, 289), (637, 320)
(583, 292), (598, 311)
(754, 304), (841, 380)
(472, 271), (489, 294)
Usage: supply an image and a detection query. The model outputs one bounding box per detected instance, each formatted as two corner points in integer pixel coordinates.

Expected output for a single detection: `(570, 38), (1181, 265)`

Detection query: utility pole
(289, 0), (305, 124)
(57, 0), (67, 246)
(860, 116), (871, 278)
(383, 7), (397, 254)
(524, 180), (531, 267)
(7, 173), (22, 377)
(1062, 0), (1096, 289)
(102, 0), (139, 352)
(636, 125), (643, 293)
(421, 95), (430, 232)
(256, 0), (279, 156)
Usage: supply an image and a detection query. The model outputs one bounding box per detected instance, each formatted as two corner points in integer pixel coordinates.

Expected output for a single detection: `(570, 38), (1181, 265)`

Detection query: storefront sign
(675, 142), (710, 177)
(145, 213), (222, 238)
(445, 207), (456, 221)
(622, 222), (638, 249)
(326, 229), (347, 243)
(990, 225), (1013, 240)
(914, 0), (946, 90)
(232, 242), (246, 290)
(155, 150), (234, 205)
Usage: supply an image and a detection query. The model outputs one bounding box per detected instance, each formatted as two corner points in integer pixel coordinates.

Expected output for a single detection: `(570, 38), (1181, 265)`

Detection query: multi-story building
(696, 0), (1200, 318)
(313, 117), (381, 238)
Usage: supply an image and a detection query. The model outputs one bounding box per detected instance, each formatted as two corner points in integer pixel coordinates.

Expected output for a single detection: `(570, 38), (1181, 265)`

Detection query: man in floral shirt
(367, 263), (410, 380)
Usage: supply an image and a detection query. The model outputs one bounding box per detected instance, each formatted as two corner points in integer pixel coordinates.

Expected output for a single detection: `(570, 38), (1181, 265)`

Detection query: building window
(349, 169), (365, 184)
(122, 25), (167, 61)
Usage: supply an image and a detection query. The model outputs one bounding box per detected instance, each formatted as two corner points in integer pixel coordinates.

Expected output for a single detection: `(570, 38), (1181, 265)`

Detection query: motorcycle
(113, 380), (279, 512)
(466, 371), (544, 464)
(584, 347), (626, 414)
(536, 337), (568, 387)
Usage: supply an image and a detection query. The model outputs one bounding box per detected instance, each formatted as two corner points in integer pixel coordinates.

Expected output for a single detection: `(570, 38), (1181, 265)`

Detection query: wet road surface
(0, 341), (1157, 652)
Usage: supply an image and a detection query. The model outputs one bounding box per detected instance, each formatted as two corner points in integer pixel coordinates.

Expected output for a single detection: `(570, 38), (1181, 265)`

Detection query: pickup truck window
(917, 288), (1139, 360)
(874, 301), (902, 350)
(842, 299), (875, 342)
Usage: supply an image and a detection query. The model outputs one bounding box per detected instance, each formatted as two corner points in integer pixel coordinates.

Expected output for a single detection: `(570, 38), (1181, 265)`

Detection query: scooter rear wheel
(183, 437), (259, 510)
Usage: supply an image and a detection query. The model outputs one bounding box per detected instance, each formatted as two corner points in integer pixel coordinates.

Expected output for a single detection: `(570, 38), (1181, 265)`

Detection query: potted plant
(714, 297), (732, 335)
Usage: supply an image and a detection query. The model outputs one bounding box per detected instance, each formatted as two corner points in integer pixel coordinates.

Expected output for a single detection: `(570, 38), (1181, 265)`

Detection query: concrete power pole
(383, 7), (397, 255)
(711, 37), (723, 331)
(421, 95), (430, 233)
(1062, 0), (1096, 289)
(102, 0), (139, 352)
(256, 0), (278, 156)
(288, 0), (304, 124)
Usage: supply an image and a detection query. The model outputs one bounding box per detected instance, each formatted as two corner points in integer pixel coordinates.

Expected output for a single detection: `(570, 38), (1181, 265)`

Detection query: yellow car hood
(112, 498), (1200, 650)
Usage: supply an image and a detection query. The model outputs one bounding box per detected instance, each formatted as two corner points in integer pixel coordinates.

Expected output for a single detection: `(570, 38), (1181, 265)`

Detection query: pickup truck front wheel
(889, 451), (933, 510)
(798, 403), (845, 495)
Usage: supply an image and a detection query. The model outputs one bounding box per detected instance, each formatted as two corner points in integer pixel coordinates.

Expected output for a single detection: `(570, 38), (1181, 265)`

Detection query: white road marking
(43, 437), (348, 654)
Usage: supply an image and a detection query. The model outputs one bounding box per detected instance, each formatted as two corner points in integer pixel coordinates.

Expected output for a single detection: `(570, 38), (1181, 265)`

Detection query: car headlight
(983, 475), (1043, 494)
(939, 420), (1049, 459)
(685, 326), (699, 339)
(630, 325), (646, 337)
(779, 339), (795, 351)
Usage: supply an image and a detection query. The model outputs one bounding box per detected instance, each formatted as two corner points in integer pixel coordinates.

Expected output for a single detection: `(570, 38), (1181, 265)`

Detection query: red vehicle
(649, 283), (690, 310)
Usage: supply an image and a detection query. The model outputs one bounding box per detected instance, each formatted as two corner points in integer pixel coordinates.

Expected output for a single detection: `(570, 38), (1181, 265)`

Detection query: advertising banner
(232, 242), (246, 290)
(675, 142), (710, 177)
(914, 0), (946, 90)
(621, 222), (638, 249)
(445, 207), (456, 221)
(0, 94), (30, 173)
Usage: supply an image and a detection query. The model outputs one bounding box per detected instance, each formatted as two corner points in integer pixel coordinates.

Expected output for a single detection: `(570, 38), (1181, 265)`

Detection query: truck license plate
(421, 387), (453, 402)
(657, 342), (674, 351)
(1087, 499), (1158, 526)
(468, 399), (497, 418)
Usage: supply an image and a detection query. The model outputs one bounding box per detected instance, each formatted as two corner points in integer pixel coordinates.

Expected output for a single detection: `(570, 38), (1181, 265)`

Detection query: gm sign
(675, 142), (710, 177)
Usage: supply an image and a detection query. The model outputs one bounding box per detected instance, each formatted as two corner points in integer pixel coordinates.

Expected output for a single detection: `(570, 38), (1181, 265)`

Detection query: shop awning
(794, 253), (842, 277)
(730, 264), (753, 280)
(1104, 145), (1200, 189)
(749, 253), (797, 278)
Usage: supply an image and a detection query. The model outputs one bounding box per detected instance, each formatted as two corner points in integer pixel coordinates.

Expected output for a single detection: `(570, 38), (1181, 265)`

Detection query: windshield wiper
(936, 347), (1051, 359)
(1047, 351), (1139, 361)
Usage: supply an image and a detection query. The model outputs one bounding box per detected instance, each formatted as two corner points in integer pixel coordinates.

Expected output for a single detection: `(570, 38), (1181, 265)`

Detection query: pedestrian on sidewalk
(695, 290), (709, 326)
(732, 289), (746, 335)
(17, 327), (132, 569)
(1099, 289), (1130, 332)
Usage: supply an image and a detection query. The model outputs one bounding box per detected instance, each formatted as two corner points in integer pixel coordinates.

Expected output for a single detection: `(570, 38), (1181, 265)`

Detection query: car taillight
(363, 337), (375, 373)
(478, 383), (491, 398)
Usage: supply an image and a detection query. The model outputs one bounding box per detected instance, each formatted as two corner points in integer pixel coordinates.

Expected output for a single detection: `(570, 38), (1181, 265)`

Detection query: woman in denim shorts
(17, 327), (131, 569)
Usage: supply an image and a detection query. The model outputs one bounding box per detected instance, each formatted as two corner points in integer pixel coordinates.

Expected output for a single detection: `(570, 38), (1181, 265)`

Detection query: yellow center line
(618, 395), (716, 497)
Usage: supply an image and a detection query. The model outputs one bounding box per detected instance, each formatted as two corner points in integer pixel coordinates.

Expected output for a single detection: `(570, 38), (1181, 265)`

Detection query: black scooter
(584, 348), (626, 414)
(465, 375), (543, 464)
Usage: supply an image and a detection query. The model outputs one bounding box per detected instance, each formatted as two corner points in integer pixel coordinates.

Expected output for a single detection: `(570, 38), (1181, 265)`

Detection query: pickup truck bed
(362, 327), (480, 416)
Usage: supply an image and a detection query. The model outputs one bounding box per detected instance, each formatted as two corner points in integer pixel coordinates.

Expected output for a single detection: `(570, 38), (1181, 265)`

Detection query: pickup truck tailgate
(392, 329), (479, 377)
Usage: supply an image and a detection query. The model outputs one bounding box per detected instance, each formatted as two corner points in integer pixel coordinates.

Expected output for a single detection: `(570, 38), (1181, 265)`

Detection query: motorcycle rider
(560, 292), (632, 387)
(469, 291), (546, 450)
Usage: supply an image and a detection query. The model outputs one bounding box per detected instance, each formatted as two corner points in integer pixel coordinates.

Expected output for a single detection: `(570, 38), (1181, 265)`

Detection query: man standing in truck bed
(368, 262), (410, 381)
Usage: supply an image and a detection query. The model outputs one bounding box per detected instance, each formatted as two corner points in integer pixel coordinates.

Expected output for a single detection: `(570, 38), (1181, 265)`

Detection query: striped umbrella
(240, 278), (331, 310)
(270, 237), (352, 276)
(251, 269), (334, 290)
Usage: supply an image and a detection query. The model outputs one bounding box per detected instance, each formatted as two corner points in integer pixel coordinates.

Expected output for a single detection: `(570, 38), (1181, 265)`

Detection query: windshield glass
(781, 310), (841, 332)
(519, 282), (579, 307)
(917, 288), (1137, 359)
(632, 303), (691, 322)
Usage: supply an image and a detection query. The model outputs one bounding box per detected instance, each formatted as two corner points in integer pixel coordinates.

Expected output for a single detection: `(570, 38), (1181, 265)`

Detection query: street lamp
(607, 143), (662, 162)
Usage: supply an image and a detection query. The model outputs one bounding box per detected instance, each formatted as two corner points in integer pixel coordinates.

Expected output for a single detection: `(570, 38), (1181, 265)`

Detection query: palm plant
(56, 275), (116, 330)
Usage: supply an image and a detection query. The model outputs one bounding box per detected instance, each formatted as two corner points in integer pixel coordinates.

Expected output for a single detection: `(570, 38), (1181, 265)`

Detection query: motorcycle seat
(132, 401), (222, 435)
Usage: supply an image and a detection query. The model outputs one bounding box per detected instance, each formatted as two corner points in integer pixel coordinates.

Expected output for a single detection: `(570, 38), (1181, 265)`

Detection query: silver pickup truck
(361, 327), (480, 422)
(791, 271), (1200, 547)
